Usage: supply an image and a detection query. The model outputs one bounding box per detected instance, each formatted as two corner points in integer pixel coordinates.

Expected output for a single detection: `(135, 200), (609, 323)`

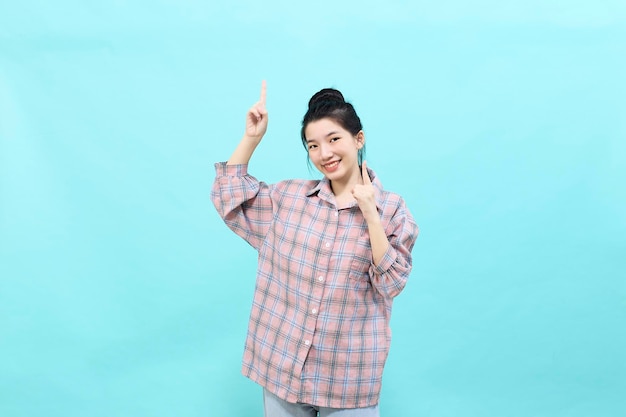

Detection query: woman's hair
(300, 88), (365, 165)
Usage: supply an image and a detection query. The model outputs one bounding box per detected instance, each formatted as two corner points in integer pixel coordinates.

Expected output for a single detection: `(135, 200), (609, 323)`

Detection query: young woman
(211, 81), (418, 417)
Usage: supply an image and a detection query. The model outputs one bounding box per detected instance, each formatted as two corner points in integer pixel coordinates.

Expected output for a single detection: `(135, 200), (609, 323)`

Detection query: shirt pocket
(349, 234), (372, 282)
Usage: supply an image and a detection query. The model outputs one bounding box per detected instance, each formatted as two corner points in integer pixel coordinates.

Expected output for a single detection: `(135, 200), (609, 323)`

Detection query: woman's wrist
(227, 135), (261, 165)
(242, 133), (263, 144)
(362, 207), (381, 225)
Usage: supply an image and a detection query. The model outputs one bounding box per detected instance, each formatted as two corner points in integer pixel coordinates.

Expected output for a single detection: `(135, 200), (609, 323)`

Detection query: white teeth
(325, 161), (339, 168)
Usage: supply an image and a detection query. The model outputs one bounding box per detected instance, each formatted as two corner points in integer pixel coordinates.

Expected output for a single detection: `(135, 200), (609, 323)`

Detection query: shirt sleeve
(368, 199), (419, 299)
(211, 162), (274, 251)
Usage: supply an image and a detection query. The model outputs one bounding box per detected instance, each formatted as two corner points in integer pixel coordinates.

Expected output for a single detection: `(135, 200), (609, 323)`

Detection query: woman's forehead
(305, 118), (348, 140)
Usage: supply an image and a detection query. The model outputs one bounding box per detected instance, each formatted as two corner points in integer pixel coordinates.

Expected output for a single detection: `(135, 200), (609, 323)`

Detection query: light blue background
(1, 1), (625, 416)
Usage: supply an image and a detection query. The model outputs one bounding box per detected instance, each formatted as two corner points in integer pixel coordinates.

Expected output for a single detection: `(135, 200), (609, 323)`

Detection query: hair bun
(308, 88), (345, 109)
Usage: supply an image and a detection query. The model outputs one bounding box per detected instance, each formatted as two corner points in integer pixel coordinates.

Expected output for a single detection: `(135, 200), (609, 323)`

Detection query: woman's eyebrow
(307, 131), (340, 143)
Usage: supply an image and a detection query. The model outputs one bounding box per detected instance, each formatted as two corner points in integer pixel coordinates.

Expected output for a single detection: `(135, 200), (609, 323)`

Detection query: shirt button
(325, 242), (330, 248)
(318, 276), (324, 282)
(304, 340), (311, 346)
(334, 212), (339, 217)
(311, 308), (318, 314)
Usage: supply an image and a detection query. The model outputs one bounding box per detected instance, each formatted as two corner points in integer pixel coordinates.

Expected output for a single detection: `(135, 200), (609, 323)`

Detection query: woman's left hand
(352, 161), (378, 220)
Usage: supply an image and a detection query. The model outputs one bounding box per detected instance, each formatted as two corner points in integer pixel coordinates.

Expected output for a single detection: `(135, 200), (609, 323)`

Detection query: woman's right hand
(244, 80), (268, 142)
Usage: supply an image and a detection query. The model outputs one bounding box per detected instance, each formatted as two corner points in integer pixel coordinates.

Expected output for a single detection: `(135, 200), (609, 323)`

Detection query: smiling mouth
(323, 160), (340, 171)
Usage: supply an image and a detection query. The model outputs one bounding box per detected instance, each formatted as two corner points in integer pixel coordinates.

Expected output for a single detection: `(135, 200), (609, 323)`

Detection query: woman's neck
(329, 167), (362, 206)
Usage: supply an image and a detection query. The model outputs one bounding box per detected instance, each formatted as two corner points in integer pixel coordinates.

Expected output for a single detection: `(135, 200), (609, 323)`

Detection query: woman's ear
(356, 131), (365, 149)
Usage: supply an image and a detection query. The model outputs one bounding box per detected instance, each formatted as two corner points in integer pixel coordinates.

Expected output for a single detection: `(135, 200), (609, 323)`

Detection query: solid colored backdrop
(1, 1), (625, 416)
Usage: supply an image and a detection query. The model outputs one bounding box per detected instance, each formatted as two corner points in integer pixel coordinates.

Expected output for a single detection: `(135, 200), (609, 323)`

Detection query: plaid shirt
(211, 162), (418, 408)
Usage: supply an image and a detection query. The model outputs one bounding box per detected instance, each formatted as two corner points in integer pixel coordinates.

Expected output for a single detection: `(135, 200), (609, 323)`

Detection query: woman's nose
(320, 144), (333, 159)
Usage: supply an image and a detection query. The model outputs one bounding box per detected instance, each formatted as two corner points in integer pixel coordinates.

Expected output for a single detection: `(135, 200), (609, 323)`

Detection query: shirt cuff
(214, 162), (249, 176)
(369, 245), (398, 276)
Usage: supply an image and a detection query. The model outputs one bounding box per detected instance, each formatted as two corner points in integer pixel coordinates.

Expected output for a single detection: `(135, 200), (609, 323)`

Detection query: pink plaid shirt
(211, 162), (418, 408)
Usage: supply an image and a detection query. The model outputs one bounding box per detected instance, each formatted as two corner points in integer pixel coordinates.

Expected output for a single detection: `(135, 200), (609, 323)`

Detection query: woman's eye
(330, 137), (340, 142)
(308, 144), (317, 150)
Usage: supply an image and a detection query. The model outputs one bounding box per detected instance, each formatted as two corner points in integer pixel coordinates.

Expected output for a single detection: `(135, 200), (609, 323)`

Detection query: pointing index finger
(260, 80), (267, 106)
(362, 161), (372, 184)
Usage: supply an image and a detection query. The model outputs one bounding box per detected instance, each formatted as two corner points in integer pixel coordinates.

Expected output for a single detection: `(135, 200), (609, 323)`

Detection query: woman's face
(304, 118), (364, 184)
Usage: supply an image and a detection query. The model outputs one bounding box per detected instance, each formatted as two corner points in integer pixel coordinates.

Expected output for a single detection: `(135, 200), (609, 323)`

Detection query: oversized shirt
(211, 162), (418, 408)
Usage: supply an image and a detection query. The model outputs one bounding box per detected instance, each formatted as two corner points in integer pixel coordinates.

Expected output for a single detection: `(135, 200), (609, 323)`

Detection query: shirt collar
(306, 166), (384, 210)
